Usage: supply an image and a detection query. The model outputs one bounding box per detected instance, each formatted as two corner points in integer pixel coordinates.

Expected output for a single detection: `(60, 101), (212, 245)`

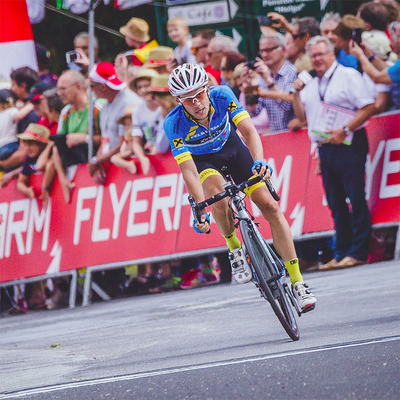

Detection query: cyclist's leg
(200, 170), (251, 284)
(201, 172), (235, 237)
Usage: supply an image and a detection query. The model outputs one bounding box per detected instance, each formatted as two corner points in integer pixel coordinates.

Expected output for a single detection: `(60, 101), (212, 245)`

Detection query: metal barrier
(0, 270), (78, 309)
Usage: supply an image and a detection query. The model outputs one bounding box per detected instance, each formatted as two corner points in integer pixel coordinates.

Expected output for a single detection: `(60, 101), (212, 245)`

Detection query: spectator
(88, 62), (143, 184)
(285, 32), (299, 64)
(51, 70), (103, 203)
(35, 43), (58, 87)
(220, 51), (247, 94)
(116, 17), (158, 82)
(10, 67), (40, 133)
(72, 32), (100, 75)
(332, 15), (366, 70)
(191, 29), (221, 83)
(167, 16), (196, 65)
(374, 0), (400, 24)
(320, 12), (341, 43)
(129, 68), (162, 158)
(24, 82), (55, 133)
(332, 15), (391, 113)
(0, 89), (22, 164)
(38, 88), (65, 135)
(350, 32), (400, 99)
(245, 32), (297, 132)
(146, 74), (173, 155)
(16, 123), (50, 198)
(291, 36), (375, 269)
(206, 35), (239, 83)
(358, 1), (390, 32)
(291, 17), (320, 72)
(110, 109), (146, 175)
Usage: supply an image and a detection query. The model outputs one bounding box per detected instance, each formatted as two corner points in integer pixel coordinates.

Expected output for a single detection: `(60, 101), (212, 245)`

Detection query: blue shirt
(164, 85), (249, 165)
(388, 59), (400, 85)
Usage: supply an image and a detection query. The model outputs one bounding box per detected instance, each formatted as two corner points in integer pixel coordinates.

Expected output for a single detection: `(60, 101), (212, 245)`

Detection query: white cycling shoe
(229, 248), (252, 284)
(292, 281), (316, 313)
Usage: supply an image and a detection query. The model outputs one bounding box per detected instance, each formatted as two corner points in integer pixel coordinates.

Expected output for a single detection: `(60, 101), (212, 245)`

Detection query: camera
(352, 28), (362, 45)
(66, 50), (80, 64)
(246, 60), (256, 70)
(245, 95), (259, 105)
(258, 16), (273, 27)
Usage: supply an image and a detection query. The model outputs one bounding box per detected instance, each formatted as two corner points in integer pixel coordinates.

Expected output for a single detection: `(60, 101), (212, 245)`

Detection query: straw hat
(143, 46), (174, 68)
(129, 68), (159, 91)
(17, 123), (50, 144)
(117, 106), (135, 125)
(149, 74), (170, 92)
(120, 17), (150, 42)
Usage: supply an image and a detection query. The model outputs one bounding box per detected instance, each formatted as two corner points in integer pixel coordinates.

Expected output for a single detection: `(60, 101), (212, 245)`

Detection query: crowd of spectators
(1, 2), (399, 312)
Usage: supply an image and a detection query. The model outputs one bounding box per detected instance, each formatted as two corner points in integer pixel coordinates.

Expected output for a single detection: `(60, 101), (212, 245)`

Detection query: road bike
(189, 172), (303, 341)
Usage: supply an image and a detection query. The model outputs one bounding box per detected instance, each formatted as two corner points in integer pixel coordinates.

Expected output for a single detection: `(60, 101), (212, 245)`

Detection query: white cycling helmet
(168, 63), (209, 97)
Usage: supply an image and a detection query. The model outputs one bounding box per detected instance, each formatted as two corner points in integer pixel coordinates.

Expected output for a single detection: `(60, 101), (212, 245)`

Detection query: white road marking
(1, 336), (399, 399)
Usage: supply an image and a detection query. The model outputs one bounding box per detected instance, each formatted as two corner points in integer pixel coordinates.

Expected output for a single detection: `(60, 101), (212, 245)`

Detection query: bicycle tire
(239, 220), (300, 341)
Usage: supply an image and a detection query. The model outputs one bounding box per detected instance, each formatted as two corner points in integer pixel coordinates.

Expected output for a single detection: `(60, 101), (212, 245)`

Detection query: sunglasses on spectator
(292, 32), (306, 40)
(178, 87), (208, 105)
(191, 44), (208, 54)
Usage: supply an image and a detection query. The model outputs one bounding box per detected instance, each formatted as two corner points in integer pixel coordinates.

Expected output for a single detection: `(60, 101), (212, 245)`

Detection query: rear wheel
(239, 220), (300, 341)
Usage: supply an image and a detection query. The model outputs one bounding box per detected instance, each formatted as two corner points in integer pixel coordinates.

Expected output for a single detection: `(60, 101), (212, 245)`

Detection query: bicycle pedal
(301, 304), (316, 314)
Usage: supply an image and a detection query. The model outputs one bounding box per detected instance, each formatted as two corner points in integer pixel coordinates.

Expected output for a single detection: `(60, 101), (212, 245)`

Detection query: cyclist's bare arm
(237, 118), (271, 179)
(179, 158), (210, 232)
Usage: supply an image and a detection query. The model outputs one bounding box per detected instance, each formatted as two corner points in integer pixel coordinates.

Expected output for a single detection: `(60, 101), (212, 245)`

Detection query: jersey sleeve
(163, 108), (192, 165)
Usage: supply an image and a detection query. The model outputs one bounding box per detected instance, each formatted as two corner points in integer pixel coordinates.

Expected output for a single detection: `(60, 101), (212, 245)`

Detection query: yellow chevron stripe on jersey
(175, 151), (192, 165)
(232, 110), (250, 126)
(185, 125), (198, 141)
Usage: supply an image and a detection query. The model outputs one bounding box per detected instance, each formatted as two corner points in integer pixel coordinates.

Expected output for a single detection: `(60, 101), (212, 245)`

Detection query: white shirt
(300, 61), (374, 141)
(131, 102), (162, 143)
(0, 107), (18, 148)
(100, 88), (142, 149)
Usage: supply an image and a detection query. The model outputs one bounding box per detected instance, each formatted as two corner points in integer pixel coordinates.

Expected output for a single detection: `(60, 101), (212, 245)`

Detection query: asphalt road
(0, 260), (399, 400)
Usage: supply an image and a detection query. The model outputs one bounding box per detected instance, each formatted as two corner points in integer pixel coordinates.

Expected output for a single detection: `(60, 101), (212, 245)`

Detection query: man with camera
(243, 31), (297, 132)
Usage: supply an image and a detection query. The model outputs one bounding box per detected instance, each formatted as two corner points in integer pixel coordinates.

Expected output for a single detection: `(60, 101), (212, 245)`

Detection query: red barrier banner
(1, 113), (399, 282)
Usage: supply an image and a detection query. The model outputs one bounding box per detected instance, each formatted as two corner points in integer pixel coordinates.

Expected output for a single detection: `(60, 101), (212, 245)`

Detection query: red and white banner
(1, 113), (399, 283)
(0, 0), (37, 80)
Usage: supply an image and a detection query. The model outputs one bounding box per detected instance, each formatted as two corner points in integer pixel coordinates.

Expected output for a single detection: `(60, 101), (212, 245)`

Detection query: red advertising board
(0, 113), (399, 283)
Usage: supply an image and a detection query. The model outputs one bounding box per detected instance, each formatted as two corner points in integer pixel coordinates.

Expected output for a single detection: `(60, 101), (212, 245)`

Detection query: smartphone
(352, 28), (362, 45)
(66, 50), (80, 64)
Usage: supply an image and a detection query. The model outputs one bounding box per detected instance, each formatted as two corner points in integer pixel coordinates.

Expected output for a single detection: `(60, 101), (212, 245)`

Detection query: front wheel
(239, 220), (300, 341)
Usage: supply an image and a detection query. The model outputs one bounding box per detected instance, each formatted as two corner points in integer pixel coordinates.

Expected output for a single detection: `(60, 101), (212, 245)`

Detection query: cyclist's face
(178, 86), (210, 120)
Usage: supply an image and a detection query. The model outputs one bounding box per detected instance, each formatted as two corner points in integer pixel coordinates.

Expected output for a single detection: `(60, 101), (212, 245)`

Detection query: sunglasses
(292, 32), (306, 40)
(178, 87), (207, 105)
(191, 44), (208, 54)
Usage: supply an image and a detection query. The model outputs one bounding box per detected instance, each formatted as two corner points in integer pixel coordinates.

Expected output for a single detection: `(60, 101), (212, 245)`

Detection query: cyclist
(164, 63), (316, 312)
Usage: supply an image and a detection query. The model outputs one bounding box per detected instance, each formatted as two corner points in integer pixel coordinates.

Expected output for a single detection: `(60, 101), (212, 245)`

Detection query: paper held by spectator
(311, 102), (355, 145)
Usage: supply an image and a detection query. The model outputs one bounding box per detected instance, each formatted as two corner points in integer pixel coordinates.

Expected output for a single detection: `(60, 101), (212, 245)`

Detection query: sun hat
(24, 82), (53, 103)
(119, 17), (150, 42)
(149, 74), (170, 92)
(117, 106), (135, 124)
(143, 46), (174, 68)
(17, 123), (50, 144)
(89, 62), (126, 90)
(129, 68), (159, 91)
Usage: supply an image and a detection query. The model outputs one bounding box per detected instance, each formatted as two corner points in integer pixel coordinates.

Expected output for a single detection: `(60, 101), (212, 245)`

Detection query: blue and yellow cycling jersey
(163, 85), (250, 165)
